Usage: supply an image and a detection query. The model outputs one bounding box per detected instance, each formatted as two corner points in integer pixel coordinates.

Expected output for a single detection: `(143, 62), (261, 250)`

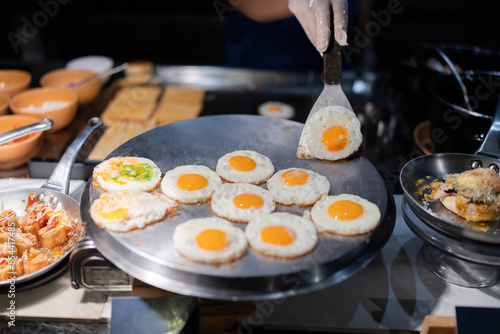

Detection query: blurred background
(1, 0), (499, 73)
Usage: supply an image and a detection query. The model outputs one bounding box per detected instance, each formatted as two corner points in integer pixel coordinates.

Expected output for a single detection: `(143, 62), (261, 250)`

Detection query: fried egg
(266, 168), (330, 206)
(245, 212), (318, 259)
(173, 217), (248, 265)
(216, 150), (275, 185)
(161, 165), (222, 204)
(90, 190), (177, 232)
(258, 101), (295, 119)
(311, 194), (380, 235)
(93, 157), (161, 192)
(303, 106), (363, 161)
(210, 183), (276, 223)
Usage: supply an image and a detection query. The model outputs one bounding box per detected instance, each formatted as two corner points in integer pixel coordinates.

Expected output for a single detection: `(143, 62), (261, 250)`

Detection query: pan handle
(41, 117), (103, 194)
(475, 95), (500, 160)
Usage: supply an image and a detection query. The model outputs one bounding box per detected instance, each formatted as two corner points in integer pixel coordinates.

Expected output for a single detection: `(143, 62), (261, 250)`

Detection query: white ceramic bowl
(66, 55), (114, 83)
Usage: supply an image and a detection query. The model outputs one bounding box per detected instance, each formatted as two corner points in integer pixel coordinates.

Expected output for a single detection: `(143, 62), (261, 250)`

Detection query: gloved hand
(288, 0), (348, 53)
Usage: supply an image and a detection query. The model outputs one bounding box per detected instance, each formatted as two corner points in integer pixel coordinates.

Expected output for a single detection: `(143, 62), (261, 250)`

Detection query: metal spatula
(297, 16), (353, 159)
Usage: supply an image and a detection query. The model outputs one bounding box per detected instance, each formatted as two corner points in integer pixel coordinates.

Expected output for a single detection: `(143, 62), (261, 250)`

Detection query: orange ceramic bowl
(10, 88), (78, 133)
(40, 68), (101, 105)
(0, 114), (44, 169)
(0, 69), (31, 98)
(0, 92), (9, 115)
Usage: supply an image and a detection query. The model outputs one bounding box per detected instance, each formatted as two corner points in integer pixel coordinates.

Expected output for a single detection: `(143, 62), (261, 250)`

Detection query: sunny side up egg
(90, 190), (178, 232)
(311, 194), (381, 235)
(173, 217), (248, 265)
(210, 183), (276, 223)
(245, 212), (318, 259)
(258, 101), (295, 119)
(93, 157), (162, 192)
(161, 165), (222, 204)
(266, 168), (330, 206)
(304, 106), (363, 161)
(216, 150), (275, 185)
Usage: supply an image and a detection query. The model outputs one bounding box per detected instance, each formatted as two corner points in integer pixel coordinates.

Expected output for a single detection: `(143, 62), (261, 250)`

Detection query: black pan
(0, 117), (102, 290)
(400, 99), (500, 244)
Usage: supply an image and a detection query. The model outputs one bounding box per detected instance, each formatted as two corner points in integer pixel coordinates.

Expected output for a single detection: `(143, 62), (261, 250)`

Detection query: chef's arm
(229, 0), (348, 53)
(228, 0), (293, 22)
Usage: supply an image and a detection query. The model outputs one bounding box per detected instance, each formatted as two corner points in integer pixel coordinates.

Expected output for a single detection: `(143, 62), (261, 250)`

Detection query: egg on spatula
(302, 106), (363, 161)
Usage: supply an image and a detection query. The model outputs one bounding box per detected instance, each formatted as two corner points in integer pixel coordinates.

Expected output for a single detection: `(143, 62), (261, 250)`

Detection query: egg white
(266, 168), (330, 206)
(93, 156), (161, 192)
(304, 106), (363, 161)
(210, 183), (276, 223)
(173, 217), (248, 265)
(311, 194), (381, 235)
(90, 190), (177, 232)
(216, 150), (275, 185)
(161, 165), (222, 204)
(245, 212), (318, 259)
(258, 101), (295, 119)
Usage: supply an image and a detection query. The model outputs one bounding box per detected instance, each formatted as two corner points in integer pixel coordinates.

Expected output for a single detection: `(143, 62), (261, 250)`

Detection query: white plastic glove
(288, 0), (348, 53)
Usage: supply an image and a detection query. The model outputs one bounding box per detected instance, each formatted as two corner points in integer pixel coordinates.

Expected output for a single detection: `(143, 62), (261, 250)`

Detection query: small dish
(10, 88), (78, 132)
(0, 92), (9, 115)
(0, 69), (31, 98)
(0, 114), (45, 169)
(40, 68), (101, 105)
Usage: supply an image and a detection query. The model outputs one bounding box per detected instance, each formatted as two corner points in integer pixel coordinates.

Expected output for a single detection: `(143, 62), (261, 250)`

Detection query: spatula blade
(297, 84), (353, 158)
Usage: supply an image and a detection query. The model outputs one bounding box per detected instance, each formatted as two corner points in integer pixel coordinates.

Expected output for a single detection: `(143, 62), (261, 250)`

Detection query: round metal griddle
(82, 115), (395, 300)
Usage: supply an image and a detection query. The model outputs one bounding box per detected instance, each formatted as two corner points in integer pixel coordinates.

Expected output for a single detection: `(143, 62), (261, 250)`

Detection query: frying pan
(400, 98), (500, 244)
(0, 117), (102, 290)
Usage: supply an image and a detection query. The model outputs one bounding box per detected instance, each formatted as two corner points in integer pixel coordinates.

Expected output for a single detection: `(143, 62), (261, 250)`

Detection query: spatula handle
(322, 9), (342, 85)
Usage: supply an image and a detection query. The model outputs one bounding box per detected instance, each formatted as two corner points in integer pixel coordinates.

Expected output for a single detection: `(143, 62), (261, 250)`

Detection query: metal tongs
(0, 118), (53, 145)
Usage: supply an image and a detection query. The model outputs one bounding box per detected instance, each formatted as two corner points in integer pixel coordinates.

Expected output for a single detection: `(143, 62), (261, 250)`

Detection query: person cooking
(224, 0), (351, 71)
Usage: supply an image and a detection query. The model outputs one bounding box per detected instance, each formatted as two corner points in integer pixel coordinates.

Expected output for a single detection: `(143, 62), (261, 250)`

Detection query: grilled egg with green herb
(93, 157), (162, 192)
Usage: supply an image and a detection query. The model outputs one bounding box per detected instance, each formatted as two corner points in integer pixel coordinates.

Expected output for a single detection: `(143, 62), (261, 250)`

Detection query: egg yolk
(260, 225), (295, 246)
(322, 126), (348, 152)
(281, 169), (309, 186)
(98, 208), (128, 220)
(328, 200), (363, 220)
(229, 156), (256, 172)
(267, 105), (282, 112)
(177, 174), (208, 191)
(196, 229), (227, 251)
(233, 194), (264, 209)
